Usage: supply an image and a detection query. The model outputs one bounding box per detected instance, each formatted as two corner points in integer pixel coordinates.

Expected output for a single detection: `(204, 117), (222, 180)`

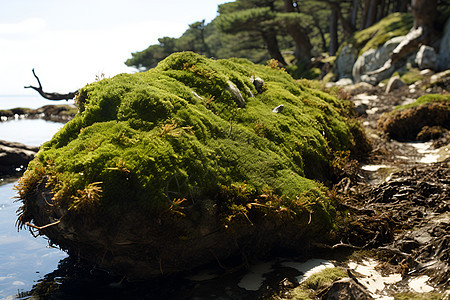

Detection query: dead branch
(24, 69), (78, 100)
(25, 220), (61, 231)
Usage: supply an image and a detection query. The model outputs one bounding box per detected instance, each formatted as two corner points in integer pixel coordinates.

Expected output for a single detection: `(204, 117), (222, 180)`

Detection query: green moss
(400, 68), (424, 85)
(17, 52), (364, 230)
(393, 292), (445, 300)
(286, 267), (347, 299)
(393, 94), (450, 111)
(343, 13), (413, 56)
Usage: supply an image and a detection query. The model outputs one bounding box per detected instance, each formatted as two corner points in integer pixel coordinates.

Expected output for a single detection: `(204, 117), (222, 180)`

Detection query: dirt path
(327, 79), (450, 298)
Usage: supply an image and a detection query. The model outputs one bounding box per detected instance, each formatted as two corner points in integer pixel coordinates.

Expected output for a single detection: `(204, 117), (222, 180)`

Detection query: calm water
(0, 119), (68, 299)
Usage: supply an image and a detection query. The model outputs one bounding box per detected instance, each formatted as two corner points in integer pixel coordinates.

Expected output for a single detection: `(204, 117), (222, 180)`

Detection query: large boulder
(353, 36), (406, 85)
(437, 17), (450, 71)
(336, 44), (357, 80)
(16, 52), (367, 280)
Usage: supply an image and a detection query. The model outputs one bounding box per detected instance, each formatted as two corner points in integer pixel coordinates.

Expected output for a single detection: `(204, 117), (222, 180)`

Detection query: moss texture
(15, 53), (366, 276)
(341, 13), (413, 57)
(378, 94), (450, 141)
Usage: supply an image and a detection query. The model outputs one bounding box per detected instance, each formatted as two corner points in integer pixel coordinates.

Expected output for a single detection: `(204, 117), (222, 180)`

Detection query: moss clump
(393, 94), (450, 111)
(284, 268), (347, 299)
(378, 94), (450, 141)
(16, 52), (366, 277)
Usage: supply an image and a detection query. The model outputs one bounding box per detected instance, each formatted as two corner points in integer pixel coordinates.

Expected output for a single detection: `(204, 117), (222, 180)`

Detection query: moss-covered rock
(16, 52), (366, 279)
(378, 94), (450, 141)
(346, 13), (413, 57)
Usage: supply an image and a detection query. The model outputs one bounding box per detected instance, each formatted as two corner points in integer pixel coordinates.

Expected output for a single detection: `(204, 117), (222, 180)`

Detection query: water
(0, 119), (64, 147)
(0, 118), (68, 299)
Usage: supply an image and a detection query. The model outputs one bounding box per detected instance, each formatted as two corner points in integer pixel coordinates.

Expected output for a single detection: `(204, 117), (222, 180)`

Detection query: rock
(226, 80), (246, 107)
(318, 278), (373, 300)
(337, 44), (357, 79)
(419, 69), (434, 76)
(437, 17), (450, 71)
(430, 69), (450, 89)
(353, 36), (405, 85)
(415, 45), (437, 70)
(385, 76), (406, 93)
(272, 104), (284, 113)
(354, 103), (369, 116)
(335, 78), (354, 86)
(0, 140), (38, 175)
(250, 75), (264, 94)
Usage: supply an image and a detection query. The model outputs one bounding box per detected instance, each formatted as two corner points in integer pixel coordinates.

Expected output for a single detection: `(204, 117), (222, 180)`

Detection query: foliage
(17, 52), (365, 231)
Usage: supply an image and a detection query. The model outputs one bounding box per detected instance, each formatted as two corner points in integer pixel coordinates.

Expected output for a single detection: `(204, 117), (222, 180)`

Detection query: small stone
(226, 81), (246, 107)
(385, 76), (406, 93)
(354, 103), (369, 116)
(420, 69), (434, 76)
(250, 75), (265, 94)
(272, 105), (284, 113)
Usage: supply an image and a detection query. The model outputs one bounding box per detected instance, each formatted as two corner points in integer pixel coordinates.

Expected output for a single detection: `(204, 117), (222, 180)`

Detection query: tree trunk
(351, 0), (359, 28)
(261, 29), (288, 65)
(365, 0), (379, 28)
(283, 0), (312, 66)
(411, 0), (437, 30)
(324, 1), (356, 38)
(329, 7), (339, 56)
(395, 0), (409, 12)
(314, 18), (328, 53)
(360, 0), (369, 29)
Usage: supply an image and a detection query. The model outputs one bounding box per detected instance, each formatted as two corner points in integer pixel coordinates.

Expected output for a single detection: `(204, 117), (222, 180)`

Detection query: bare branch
(24, 69), (78, 101)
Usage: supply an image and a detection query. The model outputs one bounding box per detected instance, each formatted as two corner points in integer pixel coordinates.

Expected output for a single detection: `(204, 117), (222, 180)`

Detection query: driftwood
(24, 69), (78, 101)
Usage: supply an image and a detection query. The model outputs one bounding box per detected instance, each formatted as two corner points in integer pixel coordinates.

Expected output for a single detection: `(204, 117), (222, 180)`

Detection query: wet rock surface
(0, 140), (39, 176)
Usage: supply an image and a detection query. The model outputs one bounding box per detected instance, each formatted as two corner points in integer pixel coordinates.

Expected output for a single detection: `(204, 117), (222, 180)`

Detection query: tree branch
(24, 69), (78, 101)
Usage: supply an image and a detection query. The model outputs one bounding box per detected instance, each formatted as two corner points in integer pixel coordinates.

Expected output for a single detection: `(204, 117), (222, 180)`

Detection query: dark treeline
(125, 0), (450, 75)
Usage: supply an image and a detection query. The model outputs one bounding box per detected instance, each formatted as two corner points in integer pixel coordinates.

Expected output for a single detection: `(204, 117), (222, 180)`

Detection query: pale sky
(0, 0), (228, 95)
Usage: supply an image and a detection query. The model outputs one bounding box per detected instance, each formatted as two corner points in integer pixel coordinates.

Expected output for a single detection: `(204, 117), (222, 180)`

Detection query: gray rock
(250, 75), (264, 94)
(0, 140), (38, 175)
(385, 76), (406, 93)
(272, 105), (284, 113)
(437, 17), (450, 71)
(353, 36), (406, 85)
(430, 69), (450, 87)
(419, 69), (434, 76)
(415, 45), (437, 70)
(354, 103), (369, 116)
(335, 78), (354, 86)
(226, 81), (246, 107)
(337, 44), (357, 79)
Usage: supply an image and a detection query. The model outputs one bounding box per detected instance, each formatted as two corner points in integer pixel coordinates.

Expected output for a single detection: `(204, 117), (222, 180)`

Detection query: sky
(0, 0), (229, 96)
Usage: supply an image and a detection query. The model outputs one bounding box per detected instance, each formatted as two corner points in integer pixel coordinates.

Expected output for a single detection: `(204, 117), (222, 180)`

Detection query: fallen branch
(24, 69), (78, 100)
(25, 220), (61, 231)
